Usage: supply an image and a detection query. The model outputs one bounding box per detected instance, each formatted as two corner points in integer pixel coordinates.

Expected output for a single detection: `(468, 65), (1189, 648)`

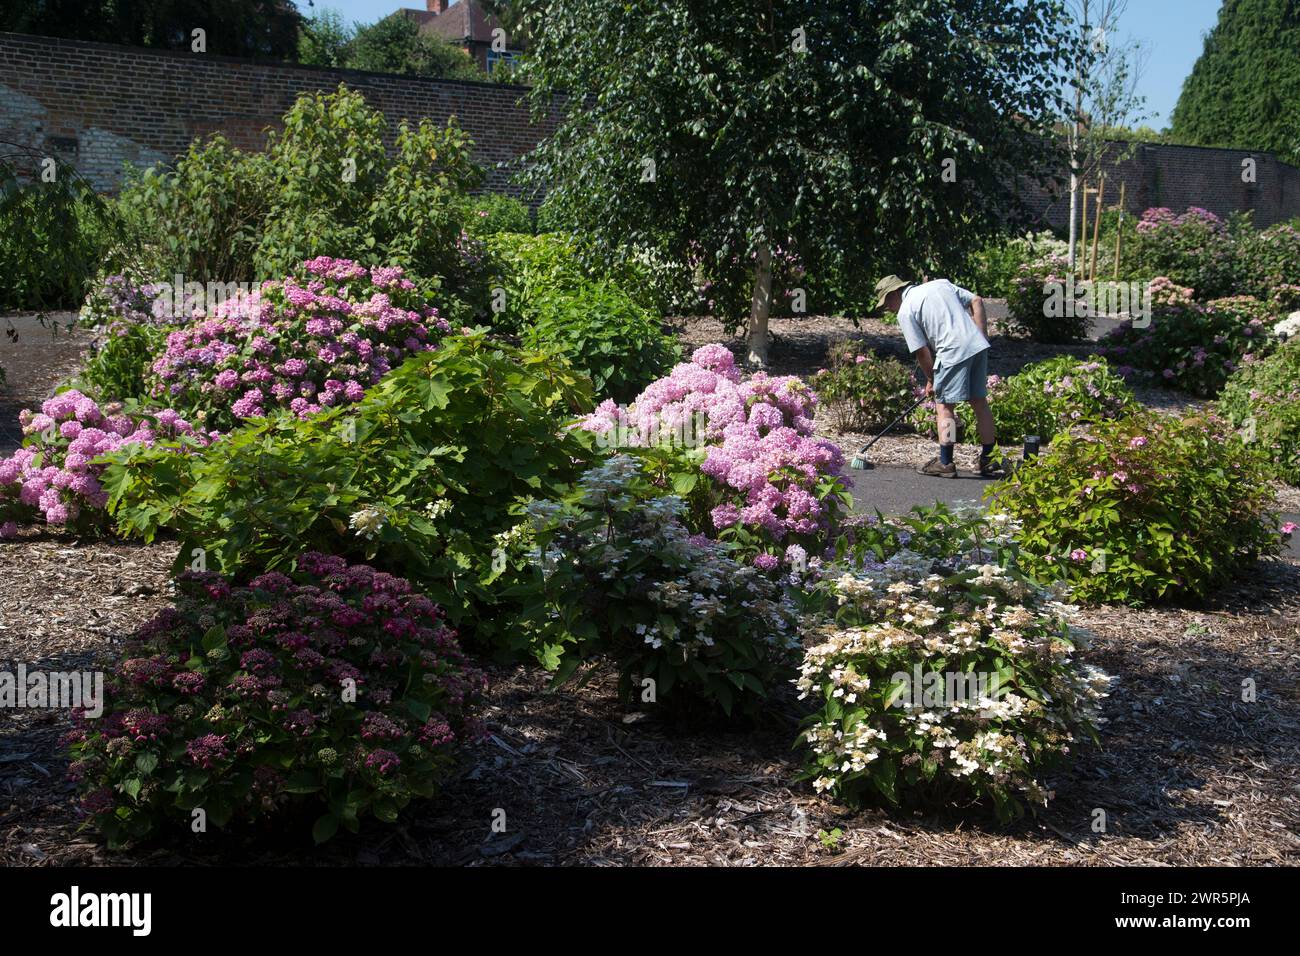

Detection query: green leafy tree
(348, 13), (488, 81)
(517, 0), (1069, 363)
(1169, 0), (1300, 165)
(297, 7), (353, 68)
(2, 0), (302, 58)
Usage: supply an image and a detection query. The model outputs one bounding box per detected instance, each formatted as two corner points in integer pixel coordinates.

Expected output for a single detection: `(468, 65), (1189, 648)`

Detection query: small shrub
(797, 507), (1111, 821)
(67, 553), (486, 847)
(994, 410), (1279, 604)
(511, 455), (801, 717)
(1097, 281), (1276, 397)
(1217, 339), (1300, 485)
(912, 355), (1134, 444)
(958, 230), (1068, 299)
(812, 343), (918, 433)
(1004, 255), (1089, 343)
(523, 281), (680, 403)
(77, 322), (172, 406)
(0, 390), (208, 537)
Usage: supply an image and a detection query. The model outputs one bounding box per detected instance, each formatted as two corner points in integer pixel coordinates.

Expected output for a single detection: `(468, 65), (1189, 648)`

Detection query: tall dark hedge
(1169, 0), (1300, 165)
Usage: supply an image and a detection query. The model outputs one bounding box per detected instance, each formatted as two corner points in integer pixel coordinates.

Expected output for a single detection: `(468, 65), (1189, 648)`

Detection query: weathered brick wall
(1021, 141), (1300, 230)
(0, 31), (561, 195)
(3, 31), (1299, 229)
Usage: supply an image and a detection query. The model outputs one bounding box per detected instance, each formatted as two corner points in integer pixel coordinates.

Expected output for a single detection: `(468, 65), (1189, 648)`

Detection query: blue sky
(294, 0), (1225, 130)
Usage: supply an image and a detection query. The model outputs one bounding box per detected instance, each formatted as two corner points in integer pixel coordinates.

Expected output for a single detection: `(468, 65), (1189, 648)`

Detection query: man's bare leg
(969, 397), (995, 446)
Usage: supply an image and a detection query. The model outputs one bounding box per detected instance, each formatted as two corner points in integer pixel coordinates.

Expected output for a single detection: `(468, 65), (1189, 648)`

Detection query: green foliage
(0, 156), (114, 310)
(523, 282), (680, 403)
(518, 0), (1069, 342)
(994, 411), (1280, 605)
(510, 455), (801, 718)
(1128, 207), (1243, 301)
(912, 355), (1134, 445)
(102, 335), (596, 649)
(1238, 222), (1300, 300)
(2, 0), (303, 58)
(1217, 338), (1300, 485)
(116, 135), (272, 285)
(483, 231), (587, 332)
(1004, 255), (1090, 343)
(956, 231), (1068, 300)
(797, 506), (1110, 822)
(76, 324), (170, 405)
(68, 557), (484, 847)
(460, 193), (534, 236)
(812, 343), (918, 433)
(1097, 282), (1277, 397)
(296, 7), (354, 67)
(349, 13), (488, 81)
(1169, 0), (1300, 165)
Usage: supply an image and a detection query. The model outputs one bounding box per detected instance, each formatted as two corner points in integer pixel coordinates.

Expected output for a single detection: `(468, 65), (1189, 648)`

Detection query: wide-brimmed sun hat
(873, 274), (910, 311)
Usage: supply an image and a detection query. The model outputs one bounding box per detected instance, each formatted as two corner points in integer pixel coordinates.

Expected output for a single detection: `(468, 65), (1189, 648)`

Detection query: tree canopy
(1, 0), (302, 58)
(1169, 0), (1300, 164)
(516, 0), (1069, 362)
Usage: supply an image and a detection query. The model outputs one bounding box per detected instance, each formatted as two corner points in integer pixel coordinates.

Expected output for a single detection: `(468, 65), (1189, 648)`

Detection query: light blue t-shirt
(896, 280), (988, 366)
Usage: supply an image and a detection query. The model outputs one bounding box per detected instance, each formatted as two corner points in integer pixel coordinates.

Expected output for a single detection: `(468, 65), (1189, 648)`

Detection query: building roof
(405, 1), (503, 46)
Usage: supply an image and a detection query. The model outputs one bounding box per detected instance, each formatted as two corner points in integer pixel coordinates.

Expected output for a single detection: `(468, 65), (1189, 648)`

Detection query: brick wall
(2, 31), (1299, 229)
(0, 31), (561, 195)
(1023, 141), (1300, 230)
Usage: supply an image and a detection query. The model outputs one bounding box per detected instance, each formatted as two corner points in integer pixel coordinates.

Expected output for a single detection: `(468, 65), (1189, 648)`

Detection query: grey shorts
(933, 348), (989, 404)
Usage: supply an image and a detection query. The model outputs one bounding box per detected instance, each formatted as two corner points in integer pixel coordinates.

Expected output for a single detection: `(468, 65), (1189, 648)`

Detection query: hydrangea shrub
(798, 542), (1111, 822)
(1130, 206), (1240, 301)
(1004, 255), (1089, 343)
(1097, 280), (1276, 397)
(148, 257), (448, 431)
(812, 342), (919, 434)
(912, 355), (1134, 445)
(995, 411), (1279, 604)
(581, 345), (849, 561)
(67, 553), (486, 847)
(511, 456), (801, 717)
(0, 390), (209, 536)
(1217, 338), (1300, 485)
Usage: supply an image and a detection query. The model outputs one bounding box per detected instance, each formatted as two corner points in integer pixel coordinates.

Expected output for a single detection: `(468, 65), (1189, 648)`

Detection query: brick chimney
(427, 0), (449, 13)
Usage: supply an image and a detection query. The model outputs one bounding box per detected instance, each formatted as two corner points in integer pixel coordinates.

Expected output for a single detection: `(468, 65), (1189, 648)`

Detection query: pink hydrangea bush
(0, 389), (210, 537)
(66, 552), (487, 847)
(149, 257), (449, 431)
(1097, 280), (1277, 397)
(581, 344), (849, 561)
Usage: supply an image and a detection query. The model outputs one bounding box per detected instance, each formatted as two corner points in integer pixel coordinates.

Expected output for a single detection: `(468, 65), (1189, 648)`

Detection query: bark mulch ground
(1, 308), (1297, 866)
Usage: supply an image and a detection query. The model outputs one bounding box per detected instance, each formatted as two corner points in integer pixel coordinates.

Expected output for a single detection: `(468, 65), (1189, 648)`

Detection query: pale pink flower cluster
(582, 345), (846, 542)
(0, 390), (209, 533)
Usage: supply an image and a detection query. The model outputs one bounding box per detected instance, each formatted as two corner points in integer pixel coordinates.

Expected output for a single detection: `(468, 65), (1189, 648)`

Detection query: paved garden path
(844, 463), (1300, 559)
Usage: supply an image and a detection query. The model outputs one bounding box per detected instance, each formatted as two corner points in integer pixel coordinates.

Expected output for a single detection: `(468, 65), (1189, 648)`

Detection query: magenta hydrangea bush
(149, 257), (449, 431)
(0, 389), (210, 537)
(1097, 279), (1277, 396)
(67, 552), (487, 847)
(581, 344), (848, 558)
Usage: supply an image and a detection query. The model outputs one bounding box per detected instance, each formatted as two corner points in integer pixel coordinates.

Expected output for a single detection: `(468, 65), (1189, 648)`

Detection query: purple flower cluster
(148, 258), (449, 430)
(0, 389), (208, 535)
(583, 344), (846, 543)
(1136, 206), (1225, 235)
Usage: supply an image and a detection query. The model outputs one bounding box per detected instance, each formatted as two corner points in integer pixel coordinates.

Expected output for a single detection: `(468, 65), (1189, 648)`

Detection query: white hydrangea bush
(510, 455), (801, 716)
(798, 506), (1113, 820)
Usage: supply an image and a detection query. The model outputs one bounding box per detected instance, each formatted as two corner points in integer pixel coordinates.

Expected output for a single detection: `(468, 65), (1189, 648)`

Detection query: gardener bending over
(873, 275), (1003, 478)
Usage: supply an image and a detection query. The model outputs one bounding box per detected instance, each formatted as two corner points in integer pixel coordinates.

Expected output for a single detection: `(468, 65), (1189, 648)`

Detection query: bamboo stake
(1090, 176), (1105, 282)
(1113, 180), (1126, 281)
(1080, 182), (1089, 279)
